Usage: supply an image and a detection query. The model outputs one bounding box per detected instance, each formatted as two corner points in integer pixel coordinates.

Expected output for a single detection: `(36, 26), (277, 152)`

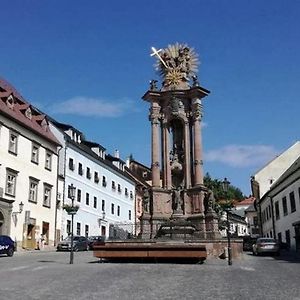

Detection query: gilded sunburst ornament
(150, 43), (199, 89)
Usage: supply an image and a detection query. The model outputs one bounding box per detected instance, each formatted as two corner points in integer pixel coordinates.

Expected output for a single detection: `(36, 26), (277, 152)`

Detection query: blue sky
(1, 1), (300, 195)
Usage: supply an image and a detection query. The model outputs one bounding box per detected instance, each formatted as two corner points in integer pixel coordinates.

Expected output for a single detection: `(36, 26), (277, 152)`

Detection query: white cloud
(49, 96), (135, 118)
(205, 144), (278, 168)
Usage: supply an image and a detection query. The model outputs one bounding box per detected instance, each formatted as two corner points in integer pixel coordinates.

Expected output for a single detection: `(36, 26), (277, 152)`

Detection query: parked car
(252, 238), (280, 256)
(88, 236), (105, 250)
(242, 236), (257, 251)
(0, 235), (15, 257)
(57, 236), (89, 252)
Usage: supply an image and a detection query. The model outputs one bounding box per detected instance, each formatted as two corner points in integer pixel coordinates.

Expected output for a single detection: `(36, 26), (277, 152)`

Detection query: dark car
(88, 236), (105, 250)
(57, 236), (89, 252)
(242, 236), (257, 251)
(0, 235), (15, 257)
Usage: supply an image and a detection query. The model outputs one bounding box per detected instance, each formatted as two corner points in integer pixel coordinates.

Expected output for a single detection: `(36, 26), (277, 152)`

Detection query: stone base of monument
(93, 241), (207, 263)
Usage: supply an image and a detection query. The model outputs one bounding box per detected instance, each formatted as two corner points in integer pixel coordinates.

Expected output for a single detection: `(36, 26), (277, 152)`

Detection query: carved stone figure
(142, 188), (150, 213)
(172, 187), (183, 211)
(149, 79), (158, 91)
(205, 189), (215, 212)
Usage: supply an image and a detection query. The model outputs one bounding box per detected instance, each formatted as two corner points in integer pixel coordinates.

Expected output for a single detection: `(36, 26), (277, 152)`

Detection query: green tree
(204, 172), (245, 202)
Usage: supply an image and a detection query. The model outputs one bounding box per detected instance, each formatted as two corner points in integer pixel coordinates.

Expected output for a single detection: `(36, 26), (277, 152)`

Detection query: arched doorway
(0, 211), (4, 235)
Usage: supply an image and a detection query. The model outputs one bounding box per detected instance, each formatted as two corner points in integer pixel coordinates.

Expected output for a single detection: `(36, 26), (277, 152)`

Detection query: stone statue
(142, 188), (150, 213)
(172, 187), (183, 211)
(205, 189), (215, 212)
(149, 79), (158, 91)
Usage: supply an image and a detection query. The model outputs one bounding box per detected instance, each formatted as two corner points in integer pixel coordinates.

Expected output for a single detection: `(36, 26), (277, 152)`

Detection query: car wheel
(7, 248), (14, 257)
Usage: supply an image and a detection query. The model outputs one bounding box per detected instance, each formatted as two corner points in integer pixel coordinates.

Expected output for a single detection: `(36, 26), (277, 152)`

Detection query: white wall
(0, 115), (58, 247)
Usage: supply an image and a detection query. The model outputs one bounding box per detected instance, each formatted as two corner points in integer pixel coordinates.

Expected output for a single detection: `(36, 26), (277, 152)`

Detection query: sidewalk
(15, 245), (56, 254)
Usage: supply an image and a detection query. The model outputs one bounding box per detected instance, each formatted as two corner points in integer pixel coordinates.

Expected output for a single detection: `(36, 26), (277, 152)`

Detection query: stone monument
(141, 43), (220, 239)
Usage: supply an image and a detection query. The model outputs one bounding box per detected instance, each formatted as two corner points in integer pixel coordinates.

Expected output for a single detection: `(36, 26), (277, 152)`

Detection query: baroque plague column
(141, 43), (220, 238)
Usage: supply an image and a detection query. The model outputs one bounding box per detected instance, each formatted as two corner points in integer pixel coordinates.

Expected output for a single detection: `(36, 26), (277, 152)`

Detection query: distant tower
(141, 43), (219, 238)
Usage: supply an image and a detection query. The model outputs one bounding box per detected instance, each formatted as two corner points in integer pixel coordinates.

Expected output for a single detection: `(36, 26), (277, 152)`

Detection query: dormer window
(112, 181), (116, 190)
(94, 171), (99, 183)
(102, 176), (107, 187)
(6, 94), (15, 109)
(25, 107), (32, 120)
(86, 167), (91, 179)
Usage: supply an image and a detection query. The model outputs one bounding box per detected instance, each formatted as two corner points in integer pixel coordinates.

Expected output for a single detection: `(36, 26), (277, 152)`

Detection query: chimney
(114, 150), (120, 158)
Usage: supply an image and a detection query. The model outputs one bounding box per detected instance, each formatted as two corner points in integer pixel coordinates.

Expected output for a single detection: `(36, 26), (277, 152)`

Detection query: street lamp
(222, 177), (232, 266)
(12, 201), (24, 215)
(67, 184), (76, 265)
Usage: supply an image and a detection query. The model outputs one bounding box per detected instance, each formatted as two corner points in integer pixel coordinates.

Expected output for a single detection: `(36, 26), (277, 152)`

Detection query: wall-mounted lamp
(12, 201), (24, 215)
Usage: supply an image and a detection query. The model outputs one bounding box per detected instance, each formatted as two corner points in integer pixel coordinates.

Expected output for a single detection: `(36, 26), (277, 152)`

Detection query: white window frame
(5, 169), (18, 196)
(8, 131), (18, 154)
(45, 151), (52, 170)
(31, 143), (39, 164)
(29, 178), (39, 203)
(43, 184), (52, 207)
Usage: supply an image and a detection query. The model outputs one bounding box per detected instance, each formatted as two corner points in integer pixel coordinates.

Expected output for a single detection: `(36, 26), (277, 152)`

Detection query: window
(129, 210), (132, 220)
(130, 191), (133, 199)
(86, 193), (89, 206)
(78, 163), (83, 175)
(101, 199), (105, 212)
(286, 230), (291, 248)
(125, 188), (128, 196)
(111, 203), (115, 215)
(28, 178), (39, 203)
(8, 131), (18, 154)
(69, 158), (74, 171)
(67, 220), (71, 235)
(117, 205), (120, 216)
(77, 189), (81, 202)
(5, 169), (18, 196)
(282, 196), (288, 216)
(275, 201), (280, 220)
(45, 151), (52, 170)
(76, 223), (81, 236)
(290, 191), (296, 213)
(85, 225), (89, 238)
(102, 176), (107, 187)
(31, 143), (39, 164)
(117, 184), (121, 193)
(43, 184), (52, 207)
(94, 171), (99, 183)
(93, 196), (97, 209)
(112, 181), (116, 190)
(86, 167), (91, 179)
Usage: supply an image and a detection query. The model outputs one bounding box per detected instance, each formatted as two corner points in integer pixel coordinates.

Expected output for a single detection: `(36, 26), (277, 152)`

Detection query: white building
(49, 121), (136, 240)
(251, 141), (300, 235)
(0, 78), (60, 249)
(260, 157), (300, 252)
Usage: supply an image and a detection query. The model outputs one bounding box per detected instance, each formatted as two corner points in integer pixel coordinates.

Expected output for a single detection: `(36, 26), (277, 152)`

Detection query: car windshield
(63, 236), (80, 241)
(258, 238), (276, 243)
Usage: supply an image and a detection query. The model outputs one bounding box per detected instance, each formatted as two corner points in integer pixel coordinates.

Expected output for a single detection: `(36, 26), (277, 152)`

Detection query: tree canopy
(204, 173), (245, 202)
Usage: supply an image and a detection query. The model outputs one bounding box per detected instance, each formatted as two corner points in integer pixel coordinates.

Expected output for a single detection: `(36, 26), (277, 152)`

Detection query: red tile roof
(234, 197), (255, 206)
(0, 77), (60, 146)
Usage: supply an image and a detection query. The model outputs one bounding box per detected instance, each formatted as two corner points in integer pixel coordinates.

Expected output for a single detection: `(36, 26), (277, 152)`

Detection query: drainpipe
(270, 196), (276, 239)
(54, 145), (63, 246)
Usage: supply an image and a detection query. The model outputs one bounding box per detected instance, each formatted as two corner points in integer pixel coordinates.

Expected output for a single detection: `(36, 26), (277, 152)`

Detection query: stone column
(192, 99), (203, 186)
(184, 120), (191, 188)
(162, 121), (172, 189)
(150, 102), (161, 188)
